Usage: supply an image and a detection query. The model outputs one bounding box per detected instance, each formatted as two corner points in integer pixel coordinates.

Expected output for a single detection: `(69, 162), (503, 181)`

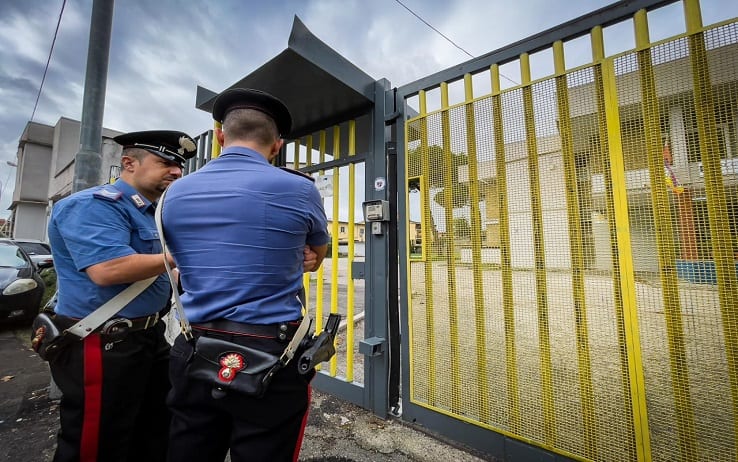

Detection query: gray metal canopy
(196, 16), (376, 140)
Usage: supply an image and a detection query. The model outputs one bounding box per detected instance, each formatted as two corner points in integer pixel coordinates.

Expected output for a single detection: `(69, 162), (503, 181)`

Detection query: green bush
(40, 267), (57, 307)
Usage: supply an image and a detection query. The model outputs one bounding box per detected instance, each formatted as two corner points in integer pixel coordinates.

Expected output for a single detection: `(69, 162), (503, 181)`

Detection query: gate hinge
(385, 111), (401, 124)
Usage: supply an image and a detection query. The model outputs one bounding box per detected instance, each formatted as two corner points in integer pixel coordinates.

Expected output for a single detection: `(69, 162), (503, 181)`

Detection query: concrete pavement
(0, 325), (490, 462)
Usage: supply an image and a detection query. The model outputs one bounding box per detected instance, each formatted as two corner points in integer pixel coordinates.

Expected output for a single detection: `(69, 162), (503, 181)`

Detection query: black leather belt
(192, 319), (302, 342)
(56, 313), (160, 334)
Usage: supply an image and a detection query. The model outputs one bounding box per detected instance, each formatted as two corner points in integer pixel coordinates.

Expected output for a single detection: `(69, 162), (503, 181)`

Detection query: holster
(31, 312), (78, 362)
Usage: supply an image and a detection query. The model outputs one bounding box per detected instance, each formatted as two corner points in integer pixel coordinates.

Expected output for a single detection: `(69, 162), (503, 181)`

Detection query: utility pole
(73, 0), (114, 193)
(50, 0), (115, 403)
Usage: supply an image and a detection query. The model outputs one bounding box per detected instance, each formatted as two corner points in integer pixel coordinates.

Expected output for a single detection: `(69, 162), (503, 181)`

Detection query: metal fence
(395, 0), (738, 460)
(286, 123), (367, 385)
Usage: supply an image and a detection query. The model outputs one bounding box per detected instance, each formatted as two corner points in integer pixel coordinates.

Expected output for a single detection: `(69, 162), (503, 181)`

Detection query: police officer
(48, 130), (196, 462)
(161, 89), (330, 462)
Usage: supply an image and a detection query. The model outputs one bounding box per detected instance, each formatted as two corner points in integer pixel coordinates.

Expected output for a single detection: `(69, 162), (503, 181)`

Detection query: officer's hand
(303, 246), (318, 272)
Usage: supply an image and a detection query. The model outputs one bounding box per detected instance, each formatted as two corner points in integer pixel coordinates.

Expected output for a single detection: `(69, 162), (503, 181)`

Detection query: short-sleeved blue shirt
(48, 179), (170, 319)
(162, 146), (330, 324)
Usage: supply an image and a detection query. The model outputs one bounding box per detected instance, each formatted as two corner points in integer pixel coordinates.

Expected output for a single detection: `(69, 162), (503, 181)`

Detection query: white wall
(12, 204), (48, 241)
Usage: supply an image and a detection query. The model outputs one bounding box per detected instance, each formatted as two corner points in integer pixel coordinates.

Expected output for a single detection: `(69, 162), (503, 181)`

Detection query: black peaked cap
(113, 130), (197, 168)
(212, 88), (292, 137)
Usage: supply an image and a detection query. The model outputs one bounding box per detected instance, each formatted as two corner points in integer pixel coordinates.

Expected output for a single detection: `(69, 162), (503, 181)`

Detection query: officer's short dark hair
(119, 147), (147, 167)
(223, 108), (279, 146)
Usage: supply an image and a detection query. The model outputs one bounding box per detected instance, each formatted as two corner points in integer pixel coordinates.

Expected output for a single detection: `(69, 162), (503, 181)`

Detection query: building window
(684, 102), (736, 163)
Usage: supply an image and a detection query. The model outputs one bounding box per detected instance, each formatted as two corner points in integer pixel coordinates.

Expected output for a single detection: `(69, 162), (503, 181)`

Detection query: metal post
(51, 0), (114, 402)
(73, 0), (114, 193)
(363, 79), (392, 417)
(386, 127), (400, 416)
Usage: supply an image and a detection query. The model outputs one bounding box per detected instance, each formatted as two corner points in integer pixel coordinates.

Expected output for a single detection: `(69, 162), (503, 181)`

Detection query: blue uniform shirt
(162, 146), (330, 324)
(48, 179), (170, 319)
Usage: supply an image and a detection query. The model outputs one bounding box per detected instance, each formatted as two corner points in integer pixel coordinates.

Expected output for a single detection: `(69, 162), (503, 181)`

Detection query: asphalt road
(0, 326), (57, 462)
(0, 323), (488, 462)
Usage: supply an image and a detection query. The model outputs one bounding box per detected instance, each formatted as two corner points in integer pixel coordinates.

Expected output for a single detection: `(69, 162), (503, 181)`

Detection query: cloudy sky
(1, 0), (737, 220)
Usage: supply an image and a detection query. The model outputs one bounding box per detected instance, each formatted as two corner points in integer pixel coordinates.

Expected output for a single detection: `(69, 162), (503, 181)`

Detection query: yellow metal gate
(399, 1), (738, 460)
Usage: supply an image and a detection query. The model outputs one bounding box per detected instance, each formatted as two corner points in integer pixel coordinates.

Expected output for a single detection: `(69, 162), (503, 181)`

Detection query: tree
(453, 218), (471, 239)
(407, 144), (469, 251)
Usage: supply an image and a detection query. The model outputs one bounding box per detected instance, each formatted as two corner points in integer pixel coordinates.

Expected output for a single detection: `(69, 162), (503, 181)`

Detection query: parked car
(0, 238), (53, 269)
(0, 241), (48, 322)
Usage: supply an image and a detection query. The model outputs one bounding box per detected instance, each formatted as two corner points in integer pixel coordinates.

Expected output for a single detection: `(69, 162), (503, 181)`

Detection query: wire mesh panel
(402, 13), (738, 462)
(406, 69), (642, 460)
(614, 22), (738, 461)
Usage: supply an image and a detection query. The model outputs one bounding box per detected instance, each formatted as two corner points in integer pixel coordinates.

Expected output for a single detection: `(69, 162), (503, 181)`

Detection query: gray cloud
(1, 0), (737, 221)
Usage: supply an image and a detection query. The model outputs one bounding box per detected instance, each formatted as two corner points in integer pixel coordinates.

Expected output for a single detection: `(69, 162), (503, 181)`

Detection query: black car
(0, 238), (53, 269)
(0, 241), (48, 322)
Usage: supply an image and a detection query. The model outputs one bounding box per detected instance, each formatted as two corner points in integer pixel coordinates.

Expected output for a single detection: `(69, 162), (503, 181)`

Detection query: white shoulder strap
(155, 187), (194, 340)
(65, 275), (157, 338)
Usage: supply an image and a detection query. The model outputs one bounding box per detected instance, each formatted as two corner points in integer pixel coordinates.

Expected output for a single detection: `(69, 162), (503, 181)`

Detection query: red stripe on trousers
(81, 335), (103, 462)
(292, 384), (312, 462)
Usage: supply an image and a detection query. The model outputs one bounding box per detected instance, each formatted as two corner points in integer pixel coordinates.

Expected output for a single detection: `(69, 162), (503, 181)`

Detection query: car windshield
(0, 244), (30, 268)
(16, 242), (50, 255)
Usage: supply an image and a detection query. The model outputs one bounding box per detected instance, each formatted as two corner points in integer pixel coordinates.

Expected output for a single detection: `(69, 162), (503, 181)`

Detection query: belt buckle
(144, 313), (158, 329)
(101, 318), (132, 342)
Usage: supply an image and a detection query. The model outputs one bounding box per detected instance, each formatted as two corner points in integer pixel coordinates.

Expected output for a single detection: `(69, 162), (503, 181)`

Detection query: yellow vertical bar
(553, 40), (597, 459)
(683, 0), (703, 34)
(330, 125), (341, 377)
(346, 120), (356, 382)
(463, 74), (490, 423)
(521, 52), (556, 445)
(634, 10), (650, 50)
(306, 135), (313, 168)
(635, 12), (697, 460)
(592, 26), (605, 62)
(316, 131), (327, 334)
(302, 135), (314, 320)
(440, 82), (461, 413)
(602, 56), (651, 462)
(591, 25), (642, 462)
(418, 90), (437, 406)
(491, 64), (520, 434)
(211, 121), (222, 159)
(685, 0), (738, 452)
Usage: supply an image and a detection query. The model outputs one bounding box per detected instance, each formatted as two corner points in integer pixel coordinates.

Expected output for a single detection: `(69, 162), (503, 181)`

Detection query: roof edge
(286, 15), (376, 99)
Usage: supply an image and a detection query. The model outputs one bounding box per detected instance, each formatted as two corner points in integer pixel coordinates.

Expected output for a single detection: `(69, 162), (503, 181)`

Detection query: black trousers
(167, 333), (314, 462)
(50, 321), (171, 462)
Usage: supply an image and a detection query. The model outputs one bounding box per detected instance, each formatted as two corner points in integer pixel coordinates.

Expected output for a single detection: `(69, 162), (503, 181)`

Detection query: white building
(11, 118), (123, 241)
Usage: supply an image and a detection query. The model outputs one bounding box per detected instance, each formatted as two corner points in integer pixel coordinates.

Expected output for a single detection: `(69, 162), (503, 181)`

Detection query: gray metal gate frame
(191, 3), (687, 458)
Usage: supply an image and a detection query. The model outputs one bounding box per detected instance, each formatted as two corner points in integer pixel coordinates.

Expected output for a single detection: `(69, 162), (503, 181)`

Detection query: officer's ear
(215, 127), (225, 147)
(269, 139), (284, 160)
(120, 154), (138, 172)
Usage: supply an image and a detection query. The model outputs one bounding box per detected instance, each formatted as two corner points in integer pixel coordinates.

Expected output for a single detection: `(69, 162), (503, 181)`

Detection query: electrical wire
(30, 0), (67, 122)
(392, 0), (518, 85)
(393, 0), (474, 58)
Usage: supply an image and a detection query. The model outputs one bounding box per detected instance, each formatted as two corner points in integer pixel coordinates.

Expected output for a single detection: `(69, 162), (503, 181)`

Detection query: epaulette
(93, 187), (123, 202)
(279, 167), (315, 182)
